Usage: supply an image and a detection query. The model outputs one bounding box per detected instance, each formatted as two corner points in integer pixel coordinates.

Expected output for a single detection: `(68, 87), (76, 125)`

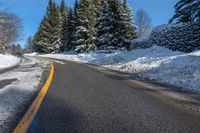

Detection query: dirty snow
(26, 46), (200, 92)
(0, 54), (20, 71)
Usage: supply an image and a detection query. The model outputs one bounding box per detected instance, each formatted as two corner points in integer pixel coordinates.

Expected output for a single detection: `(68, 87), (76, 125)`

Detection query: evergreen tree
(47, 0), (62, 53)
(119, 0), (137, 47)
(75, 0), (97, 53)
(96, 0), (136, 50)
(71, 0), (80, 49)
(191, 0), (200, 22)
(65, 8), (76, 50)
(169, 0), (192, 23)
(33, 16), (51, 53)
(33, 0), (62, 53)
(74, 0), (80, 17)
(93, 0), (102, 17)
(33, 0), (137, 53)
(109, 0), (122, 47)
(169, 0), (200, 23)
(75, 0), (89, 53)
(87, 0), (98, 51)
(96, 0), (115, 49)
(60, 0), (69, 51)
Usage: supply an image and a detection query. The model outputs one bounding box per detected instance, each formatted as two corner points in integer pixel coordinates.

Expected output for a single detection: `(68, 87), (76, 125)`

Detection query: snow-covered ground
(0, 57), (49, 132)
(0, 54), (20, 71)
(26, 46), (200, 92)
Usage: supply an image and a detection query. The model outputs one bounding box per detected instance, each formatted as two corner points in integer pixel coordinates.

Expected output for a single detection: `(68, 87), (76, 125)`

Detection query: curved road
(29, 59), (200, 133)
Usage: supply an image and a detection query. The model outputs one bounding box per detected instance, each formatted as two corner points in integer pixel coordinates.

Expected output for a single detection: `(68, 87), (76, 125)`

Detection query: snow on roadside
(102, 46), (200, 92)
(0, 54), (20, 71)
(26, 46), (200, 92)
(0, 57), (49, 132)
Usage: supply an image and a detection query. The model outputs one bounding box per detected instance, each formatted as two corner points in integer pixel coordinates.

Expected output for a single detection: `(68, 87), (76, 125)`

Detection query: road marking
(13, 63), (55, 133)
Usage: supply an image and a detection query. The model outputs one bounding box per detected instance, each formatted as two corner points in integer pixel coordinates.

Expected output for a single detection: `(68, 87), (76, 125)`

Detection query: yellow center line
(13, 63), (55, 133)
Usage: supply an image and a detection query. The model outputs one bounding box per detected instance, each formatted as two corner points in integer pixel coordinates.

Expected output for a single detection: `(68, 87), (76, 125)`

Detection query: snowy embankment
(27, 46), (200, 92)
(0, 57), (48, 132)
(0, 54), (20, 71)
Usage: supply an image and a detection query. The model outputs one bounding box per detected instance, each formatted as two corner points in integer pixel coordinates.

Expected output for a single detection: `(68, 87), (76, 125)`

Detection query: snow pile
(103, 46), (200, 92)
(149, 22), (200, 52)
(0, 54), (20, 70)
(24, 52), (38, 56)
(27, 46), (200, 92)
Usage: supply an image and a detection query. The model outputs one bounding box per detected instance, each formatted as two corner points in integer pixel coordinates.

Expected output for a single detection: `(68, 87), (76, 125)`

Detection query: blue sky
(0, 0), (178, 46)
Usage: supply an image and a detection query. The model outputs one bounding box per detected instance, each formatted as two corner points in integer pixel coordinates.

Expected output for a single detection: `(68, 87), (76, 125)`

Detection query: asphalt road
(29, 59), (200, 133)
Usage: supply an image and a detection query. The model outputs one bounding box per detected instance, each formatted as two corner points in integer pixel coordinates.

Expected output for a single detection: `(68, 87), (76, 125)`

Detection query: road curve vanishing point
(12, 63), (54, 133)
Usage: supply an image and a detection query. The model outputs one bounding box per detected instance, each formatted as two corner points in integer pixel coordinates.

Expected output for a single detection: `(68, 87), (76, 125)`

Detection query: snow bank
(27, 46), (200, 92)
(0, 57), (48, 132)
(102, 46), (200, 92)
(0, 54), (20, 70)
(24, 52), (38, 56)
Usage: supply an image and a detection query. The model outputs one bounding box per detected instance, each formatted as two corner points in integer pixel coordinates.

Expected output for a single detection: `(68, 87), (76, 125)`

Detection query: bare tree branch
(135, 9), (152, 39)
(0, 10), (22, 53)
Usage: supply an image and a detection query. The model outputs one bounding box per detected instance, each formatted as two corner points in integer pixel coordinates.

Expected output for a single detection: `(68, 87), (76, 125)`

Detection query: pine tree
(169, 0), (200, 23)
(47, 0), (62, 53)
(96, 0), (115, 49)
(93, 0), (102, 17)
(71, 0), (80, 49)
(86, 0), (98, 51)
(65, 8), (76, 50)
(109, 0), (122, 47)
(33, 16), (51, 53)
(60, 0), (69, 51)
(119, 0), (137, 47)
(74, 0), (80, 17)
(75, 0), (89, 53)
(75, 0), (97, 53)
(33, 0), (62, 53)
(191, 0), (200, 22)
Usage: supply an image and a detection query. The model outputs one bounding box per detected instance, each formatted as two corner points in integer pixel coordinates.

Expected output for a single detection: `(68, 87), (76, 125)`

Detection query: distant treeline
(31, 0), (137, 53)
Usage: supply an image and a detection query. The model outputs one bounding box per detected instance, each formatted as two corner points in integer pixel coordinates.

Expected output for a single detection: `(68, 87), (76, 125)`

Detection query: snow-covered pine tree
(109, 0), (137, 49)
(192, 0), (200, 22)
(93, 0), (102, 17)
(96, 0), (136, 50)
(86, 0), (98, 52)
(70, 0), (80, 50)
(119, 0), (137, 48)
(33, 0), (62, 53)
(74, 0), (80, 19)
(33, 16), (52, 53)
(47, 0), (62, 53)
(96, 0), (115, 49)
(75, 0), (90, 53)
(169, 0), (195, 23)
(65, 8), (76, 50)
(60, 0), (69, 51)
(108, 0), (122, 48)
(75, 0), (97, 53)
